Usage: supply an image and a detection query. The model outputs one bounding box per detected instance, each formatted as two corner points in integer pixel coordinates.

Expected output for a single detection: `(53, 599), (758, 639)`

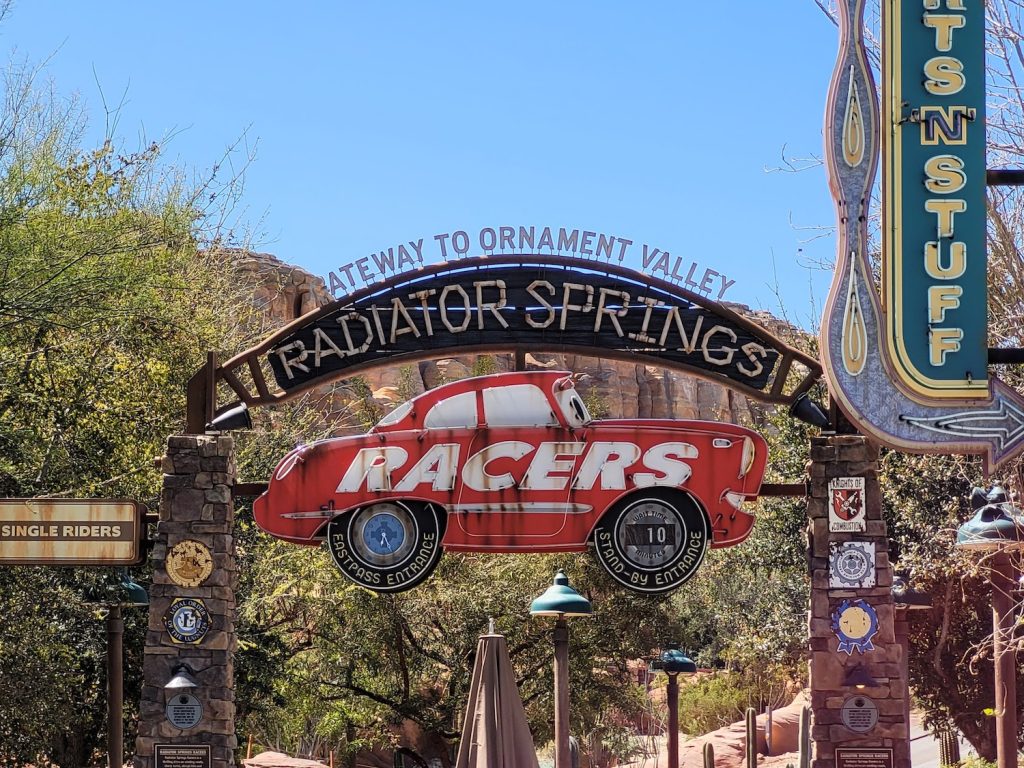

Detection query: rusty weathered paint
(0, 499), (145, 565)
(254, 371), (768, 552)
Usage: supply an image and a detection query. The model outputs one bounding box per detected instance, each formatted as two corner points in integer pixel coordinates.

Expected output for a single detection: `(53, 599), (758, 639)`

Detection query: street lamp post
(530, 569), (593, 768)
(956, 486), (1024, 768)
(650, 644), (697, 768)
(103, 573), (149, 768)
(891, 575), (931, 740)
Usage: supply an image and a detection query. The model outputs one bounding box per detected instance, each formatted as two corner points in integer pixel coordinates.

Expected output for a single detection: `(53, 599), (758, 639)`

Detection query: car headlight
(739, 436), (756, 478)
(724, 491), (747, 510)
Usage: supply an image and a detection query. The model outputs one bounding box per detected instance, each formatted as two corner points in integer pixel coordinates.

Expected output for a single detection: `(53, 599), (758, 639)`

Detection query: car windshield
(375, 400), (413, 429)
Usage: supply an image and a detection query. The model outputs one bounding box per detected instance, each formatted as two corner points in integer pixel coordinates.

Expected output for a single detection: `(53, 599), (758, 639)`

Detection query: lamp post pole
(666, 672), (679, 768)
(991, 551), (1018, 768)
(530, 569), (593, 768)
(107, 604), (124, 768)
(650, 644), (695, 768)
(891, 574), (931, 748)
(553, 617), (571, 768)
(956, 486), (1024, 768)
(100, 573), (148, 768)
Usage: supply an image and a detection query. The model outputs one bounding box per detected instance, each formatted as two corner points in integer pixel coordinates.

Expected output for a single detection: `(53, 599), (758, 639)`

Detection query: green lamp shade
(120, 577), (150, 607)
(956, 505), (1024, 551)
(652, 645), (697, 675)
(530, 569), (593, 617)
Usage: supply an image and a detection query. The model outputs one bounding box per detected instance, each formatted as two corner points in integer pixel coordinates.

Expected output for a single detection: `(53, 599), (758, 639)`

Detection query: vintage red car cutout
(254, 370), (768, 594)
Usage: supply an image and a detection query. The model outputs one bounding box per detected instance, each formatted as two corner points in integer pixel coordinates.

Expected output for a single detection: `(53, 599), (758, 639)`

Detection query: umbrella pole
(554, 617), (571, 768)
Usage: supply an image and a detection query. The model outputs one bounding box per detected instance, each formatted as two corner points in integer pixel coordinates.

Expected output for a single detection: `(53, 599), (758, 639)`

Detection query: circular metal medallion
(165, 693), (203, 729)
(841, 695), (879, 733)
(166, 539), (214, 588)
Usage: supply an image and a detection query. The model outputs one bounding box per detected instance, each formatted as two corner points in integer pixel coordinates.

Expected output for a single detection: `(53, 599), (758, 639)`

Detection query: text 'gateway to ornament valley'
(324, 225), (736, 300)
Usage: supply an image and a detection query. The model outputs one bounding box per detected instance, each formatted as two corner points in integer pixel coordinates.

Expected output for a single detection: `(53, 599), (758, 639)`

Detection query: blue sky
(5, 2), (840, 328)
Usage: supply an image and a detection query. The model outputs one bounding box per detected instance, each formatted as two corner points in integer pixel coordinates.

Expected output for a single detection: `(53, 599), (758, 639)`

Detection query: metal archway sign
(187, 255), (821, 431)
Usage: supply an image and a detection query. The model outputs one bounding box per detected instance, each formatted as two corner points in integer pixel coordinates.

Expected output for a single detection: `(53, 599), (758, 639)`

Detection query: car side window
(424, 391), (478, 429)
(482, 384), (558, 427)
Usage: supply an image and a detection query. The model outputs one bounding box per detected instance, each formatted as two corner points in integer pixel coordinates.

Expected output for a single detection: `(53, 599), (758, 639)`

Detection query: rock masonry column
(806, 435), (908, 768)
(134, 435), (238, 768)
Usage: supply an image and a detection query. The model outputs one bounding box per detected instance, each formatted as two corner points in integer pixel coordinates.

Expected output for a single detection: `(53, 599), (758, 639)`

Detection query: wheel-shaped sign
(327, 501), (443, 593)
(592, 491), (710, 594)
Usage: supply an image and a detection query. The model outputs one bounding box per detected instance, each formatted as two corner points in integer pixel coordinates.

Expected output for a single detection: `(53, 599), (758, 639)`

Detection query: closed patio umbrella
(455, 625), (540, 768)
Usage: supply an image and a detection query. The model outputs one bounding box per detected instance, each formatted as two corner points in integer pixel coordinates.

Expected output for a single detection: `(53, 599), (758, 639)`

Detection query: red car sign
(254, 371), (768, 594)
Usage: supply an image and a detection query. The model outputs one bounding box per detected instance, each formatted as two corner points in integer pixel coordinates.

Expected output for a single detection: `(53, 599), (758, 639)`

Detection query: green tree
(0, 60), (259, 764)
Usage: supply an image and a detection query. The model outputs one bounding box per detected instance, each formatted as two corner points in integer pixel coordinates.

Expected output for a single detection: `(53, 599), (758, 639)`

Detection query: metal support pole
(107, 604), (124, 768)
(553, 617), (570, 768)
(666, 672), (679, 768)
(894, 608), (911, 763)
(991, 553), (1018, 768)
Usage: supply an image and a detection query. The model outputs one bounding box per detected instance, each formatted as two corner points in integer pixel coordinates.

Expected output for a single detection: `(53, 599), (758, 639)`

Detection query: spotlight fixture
(790, 392), (831, 429)
(843, 663), (878, 690)
(205, 402), (252, 433)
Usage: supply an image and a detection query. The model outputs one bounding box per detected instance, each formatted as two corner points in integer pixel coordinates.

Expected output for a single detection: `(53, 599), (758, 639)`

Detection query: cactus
(798, 705), (810, 768)
(746, 706), (757, 768)
(703, 741), (716, 768)
(938, 724), (961, 767)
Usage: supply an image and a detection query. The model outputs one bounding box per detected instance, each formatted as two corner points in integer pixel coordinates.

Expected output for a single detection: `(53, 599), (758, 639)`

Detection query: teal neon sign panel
(883, 0), (987, 400)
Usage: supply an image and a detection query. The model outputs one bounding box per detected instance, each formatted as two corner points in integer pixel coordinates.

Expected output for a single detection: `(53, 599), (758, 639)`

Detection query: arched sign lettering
(201, 255), (820, 422)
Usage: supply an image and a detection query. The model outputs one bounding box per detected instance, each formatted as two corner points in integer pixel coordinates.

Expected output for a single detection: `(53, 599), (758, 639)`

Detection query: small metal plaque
(829, 541), (876, 588)
(163, 597), (211, 645)
(829, 477), (866, 532)
(165, 693), (203, 729)
(166, 539), (214, 588)
(155, 745), (211, 768)
(836, 747), (893, 768)
(841, 695), (879, 733)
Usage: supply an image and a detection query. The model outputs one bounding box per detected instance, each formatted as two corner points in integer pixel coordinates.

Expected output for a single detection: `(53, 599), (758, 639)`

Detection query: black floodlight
(891, 575), (931, 611)
(205, 402), (252, 433)
(790, 392), (831, 429)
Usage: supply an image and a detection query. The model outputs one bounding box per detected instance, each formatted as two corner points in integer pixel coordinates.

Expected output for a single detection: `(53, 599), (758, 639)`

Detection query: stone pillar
(134, 435), (238, 768)
(807, 436), (908, 768)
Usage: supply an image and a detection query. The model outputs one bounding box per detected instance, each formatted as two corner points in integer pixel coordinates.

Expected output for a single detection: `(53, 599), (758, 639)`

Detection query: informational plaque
(840, 695), (879, 733)
(165, 693), (203, 729)
(155, 745), (211, 768)
(0, 499), (144, 565)
(836, 747), (893, 768)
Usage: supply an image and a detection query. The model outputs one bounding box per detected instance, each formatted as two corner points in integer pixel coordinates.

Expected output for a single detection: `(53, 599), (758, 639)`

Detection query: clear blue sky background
(4, 2), (841, 329)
